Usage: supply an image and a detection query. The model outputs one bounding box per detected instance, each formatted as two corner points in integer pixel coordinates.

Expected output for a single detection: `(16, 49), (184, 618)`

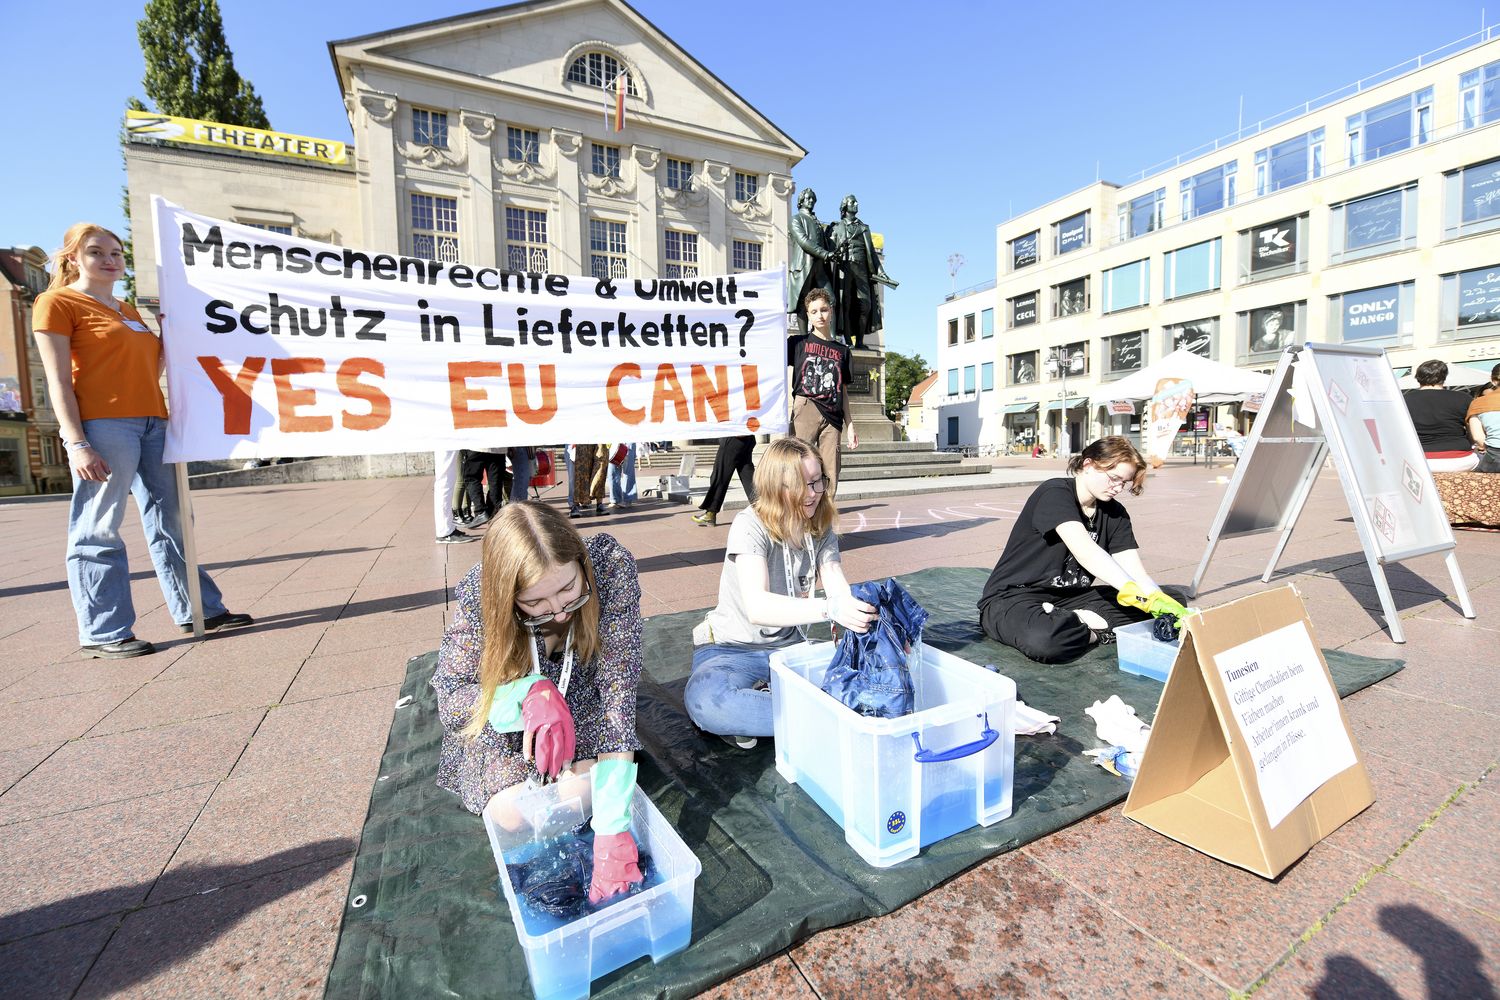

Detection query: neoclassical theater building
(127, 0), (805, 314)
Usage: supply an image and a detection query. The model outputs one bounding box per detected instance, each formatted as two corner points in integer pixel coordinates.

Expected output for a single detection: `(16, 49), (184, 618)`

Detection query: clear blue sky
(1, 0), (1490, 362)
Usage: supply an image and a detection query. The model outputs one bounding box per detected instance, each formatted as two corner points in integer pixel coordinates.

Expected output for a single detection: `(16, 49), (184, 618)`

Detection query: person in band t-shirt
(787, 289), (858, 494)
(978, 436), (1188, 664)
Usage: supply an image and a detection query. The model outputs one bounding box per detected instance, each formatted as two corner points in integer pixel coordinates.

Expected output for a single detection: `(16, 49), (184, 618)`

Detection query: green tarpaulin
(324, 567), (1402, 999)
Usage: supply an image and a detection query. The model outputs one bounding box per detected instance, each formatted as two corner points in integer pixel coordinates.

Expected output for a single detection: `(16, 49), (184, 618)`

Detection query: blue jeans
(68, 417), (226, 644)
(684, 644), (777, 738)
(609, 444), (637, 505)
(509, 448), (532, 502)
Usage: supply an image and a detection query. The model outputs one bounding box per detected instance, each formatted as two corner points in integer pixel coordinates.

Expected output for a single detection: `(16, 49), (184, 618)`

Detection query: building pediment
(329, 0), (803, 159)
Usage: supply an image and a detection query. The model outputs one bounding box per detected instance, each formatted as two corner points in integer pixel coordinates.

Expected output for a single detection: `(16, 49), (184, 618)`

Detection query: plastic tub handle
(910, 713), (998, 764)
(589, 902), (649, 939)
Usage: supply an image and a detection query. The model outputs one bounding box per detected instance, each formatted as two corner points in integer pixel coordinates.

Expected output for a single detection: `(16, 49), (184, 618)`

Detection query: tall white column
(702, 158), (729, 276)
(354, 89), (401, 255)
(552, 128), (584, 274)
(632, 145), (661, 277)
(460, 110), (498, 267)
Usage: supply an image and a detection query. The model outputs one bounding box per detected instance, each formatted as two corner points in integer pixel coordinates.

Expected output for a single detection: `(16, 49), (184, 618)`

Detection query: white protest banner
(1212, 620), (1358, 828)
(152, 197), (788, 462)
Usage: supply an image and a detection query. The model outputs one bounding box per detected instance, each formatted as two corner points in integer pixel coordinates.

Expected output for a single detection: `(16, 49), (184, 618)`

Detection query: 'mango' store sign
(126, 110), (347, 166)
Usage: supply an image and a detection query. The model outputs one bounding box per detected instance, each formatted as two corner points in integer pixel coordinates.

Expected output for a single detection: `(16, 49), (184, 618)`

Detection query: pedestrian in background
(571, 443), (608, 518)
(434, 449), (476, 544)
(608, 443), (638, 510)
(692, 435), (757, 527)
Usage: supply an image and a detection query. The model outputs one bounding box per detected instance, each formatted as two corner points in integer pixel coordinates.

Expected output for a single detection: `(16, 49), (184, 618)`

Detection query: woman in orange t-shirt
(33, 223), (252, 659)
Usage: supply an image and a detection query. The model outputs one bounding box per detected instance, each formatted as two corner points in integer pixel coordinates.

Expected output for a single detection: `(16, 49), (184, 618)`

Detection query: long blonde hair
(461, 502), (601, 739)
(49, 223), (125, 290)
(753, 437), (837, 543)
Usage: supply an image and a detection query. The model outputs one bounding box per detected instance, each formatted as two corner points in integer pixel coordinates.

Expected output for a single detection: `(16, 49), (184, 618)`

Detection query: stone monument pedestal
(848, 346), (900, 442)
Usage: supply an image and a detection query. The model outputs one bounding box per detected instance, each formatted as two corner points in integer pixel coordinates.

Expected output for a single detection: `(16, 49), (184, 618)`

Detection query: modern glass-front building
(935, 26), (1500, 454)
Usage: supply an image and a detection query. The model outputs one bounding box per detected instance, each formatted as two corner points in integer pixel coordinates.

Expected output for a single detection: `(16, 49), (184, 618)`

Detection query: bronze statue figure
(827, 194), (897, 350)
(787, 188), (836, 331)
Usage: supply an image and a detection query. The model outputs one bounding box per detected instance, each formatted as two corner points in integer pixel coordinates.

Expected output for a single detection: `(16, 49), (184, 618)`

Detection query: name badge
(123, 320), (151, 333)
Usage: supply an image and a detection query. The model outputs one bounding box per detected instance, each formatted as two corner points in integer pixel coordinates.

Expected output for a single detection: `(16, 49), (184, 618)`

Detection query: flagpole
(175, 460), (206, 638)
(155, 251), (205, 640)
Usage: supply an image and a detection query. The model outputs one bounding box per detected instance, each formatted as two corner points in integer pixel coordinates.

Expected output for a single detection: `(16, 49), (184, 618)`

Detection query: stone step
(840, 450), (967, 467)
(636, 439), (942, 468)
(839, 462), (992, 480)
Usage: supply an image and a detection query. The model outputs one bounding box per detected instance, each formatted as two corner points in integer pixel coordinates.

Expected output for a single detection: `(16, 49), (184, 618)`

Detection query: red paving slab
(790, 850), (1222, 998)
(0, 465), (1496, 998)
(1254, 873), (1500, 1000)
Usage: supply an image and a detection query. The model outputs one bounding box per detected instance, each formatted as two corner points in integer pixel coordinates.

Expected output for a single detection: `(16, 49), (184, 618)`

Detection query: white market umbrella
(1104, 349), (1273, 404)
(1397, 364), (1491, 390)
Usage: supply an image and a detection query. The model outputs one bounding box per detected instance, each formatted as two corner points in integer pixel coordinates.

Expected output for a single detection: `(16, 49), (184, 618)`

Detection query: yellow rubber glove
(1116, 583), (1191, 625)
(1144, 590), (1190, 623)
(1115, 581), (1149, 612)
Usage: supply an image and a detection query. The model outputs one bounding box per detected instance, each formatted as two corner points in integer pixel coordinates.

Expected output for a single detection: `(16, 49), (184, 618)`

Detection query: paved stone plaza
(1, 460), (1496, 998)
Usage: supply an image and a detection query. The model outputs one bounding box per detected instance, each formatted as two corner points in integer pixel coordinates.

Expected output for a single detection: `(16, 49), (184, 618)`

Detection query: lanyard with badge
(91, 292), (153, 335)
(528, 621), (576, 698)
(781, 534), (819, 640)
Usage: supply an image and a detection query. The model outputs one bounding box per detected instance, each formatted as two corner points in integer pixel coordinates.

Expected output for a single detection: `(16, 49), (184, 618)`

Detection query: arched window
(566, 51), (638, 95)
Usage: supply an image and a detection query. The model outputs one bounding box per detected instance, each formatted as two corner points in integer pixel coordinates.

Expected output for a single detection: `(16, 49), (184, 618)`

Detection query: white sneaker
(719, 734), (758, 750)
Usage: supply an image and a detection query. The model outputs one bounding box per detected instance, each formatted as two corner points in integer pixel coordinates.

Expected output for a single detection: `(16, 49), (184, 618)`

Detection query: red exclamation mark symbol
(1365, 418), (1384, 464)
(741, 365), (761, 432)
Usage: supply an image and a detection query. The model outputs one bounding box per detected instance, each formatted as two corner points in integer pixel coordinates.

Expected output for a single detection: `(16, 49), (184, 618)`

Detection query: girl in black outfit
(978, 436), (1188, 664)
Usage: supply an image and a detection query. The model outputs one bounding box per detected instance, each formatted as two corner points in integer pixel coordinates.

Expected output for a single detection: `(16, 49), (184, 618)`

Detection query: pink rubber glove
(520, 679), (575, 780)
(588, 831), (644, 905)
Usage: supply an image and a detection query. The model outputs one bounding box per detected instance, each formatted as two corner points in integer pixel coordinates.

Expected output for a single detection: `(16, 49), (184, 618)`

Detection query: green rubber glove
(590, 758), (637, 836)
(486, 674), (546, 733)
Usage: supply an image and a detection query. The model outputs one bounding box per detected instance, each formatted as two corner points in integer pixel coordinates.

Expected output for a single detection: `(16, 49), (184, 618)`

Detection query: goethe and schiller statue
(786, 188), (897, 349)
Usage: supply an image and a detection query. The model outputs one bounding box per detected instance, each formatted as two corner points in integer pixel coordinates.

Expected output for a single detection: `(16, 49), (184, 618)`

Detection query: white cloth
(434, 449), (461, 536)
(1427, 453), (1479, 473)
(1085, 695), (1151, 755)
(1014, 700), (1060, 736)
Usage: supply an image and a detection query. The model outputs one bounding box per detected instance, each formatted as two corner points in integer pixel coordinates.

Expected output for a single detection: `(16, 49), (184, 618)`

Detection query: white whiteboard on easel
(1303, 344), (1454, 560)
(1212, 352), (1323, 540)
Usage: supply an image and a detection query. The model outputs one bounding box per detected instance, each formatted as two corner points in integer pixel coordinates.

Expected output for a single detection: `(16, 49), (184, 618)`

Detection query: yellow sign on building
(125, 110), (347, 166)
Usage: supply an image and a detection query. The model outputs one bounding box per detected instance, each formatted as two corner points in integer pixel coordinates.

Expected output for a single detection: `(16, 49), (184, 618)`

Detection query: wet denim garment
(506, 825), (655, 920)
(820, 578), (929, 719)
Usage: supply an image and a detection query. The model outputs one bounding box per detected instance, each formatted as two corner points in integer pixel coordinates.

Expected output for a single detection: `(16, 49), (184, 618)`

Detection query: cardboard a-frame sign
(1124, 586), (1373, 879)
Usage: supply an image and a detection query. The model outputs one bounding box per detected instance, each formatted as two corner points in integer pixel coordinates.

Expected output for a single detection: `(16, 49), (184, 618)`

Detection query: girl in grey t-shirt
(684, 439), (876, 748)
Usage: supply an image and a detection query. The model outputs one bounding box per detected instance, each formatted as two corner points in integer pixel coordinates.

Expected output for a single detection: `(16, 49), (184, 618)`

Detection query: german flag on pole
(612, 70), (627, 132)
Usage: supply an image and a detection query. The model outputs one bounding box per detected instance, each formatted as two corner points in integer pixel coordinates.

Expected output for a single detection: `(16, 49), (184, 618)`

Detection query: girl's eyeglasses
(805, 476), (830, 495)
(514, 580), (592, 628)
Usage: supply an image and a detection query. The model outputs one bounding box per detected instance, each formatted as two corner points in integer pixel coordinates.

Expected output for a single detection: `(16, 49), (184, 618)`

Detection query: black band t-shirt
(979, 477), (1138, 608)
(787, 333), (852, 430)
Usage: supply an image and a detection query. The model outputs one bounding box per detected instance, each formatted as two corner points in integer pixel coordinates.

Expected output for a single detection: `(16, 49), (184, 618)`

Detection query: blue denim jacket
(820, 578), (929, 719)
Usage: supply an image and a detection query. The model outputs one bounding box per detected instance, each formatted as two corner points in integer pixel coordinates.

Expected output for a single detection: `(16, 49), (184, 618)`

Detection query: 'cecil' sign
(126, 110), (347, 166)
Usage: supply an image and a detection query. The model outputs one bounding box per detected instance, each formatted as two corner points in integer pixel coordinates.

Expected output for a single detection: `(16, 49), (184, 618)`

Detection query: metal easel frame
(1189, 343), (1475, 643)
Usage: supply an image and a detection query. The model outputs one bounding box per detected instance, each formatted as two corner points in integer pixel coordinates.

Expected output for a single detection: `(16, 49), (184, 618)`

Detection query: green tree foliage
(133, 0), (270, 127)
(883, 350), (932, 419)
(121, 0), (269, 297)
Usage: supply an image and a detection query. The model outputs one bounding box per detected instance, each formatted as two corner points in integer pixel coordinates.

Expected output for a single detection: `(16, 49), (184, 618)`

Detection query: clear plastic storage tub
(1114, 618), (1182, 682)
(483, 781), (701, 1000)
(770, 640), (1016, 868)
